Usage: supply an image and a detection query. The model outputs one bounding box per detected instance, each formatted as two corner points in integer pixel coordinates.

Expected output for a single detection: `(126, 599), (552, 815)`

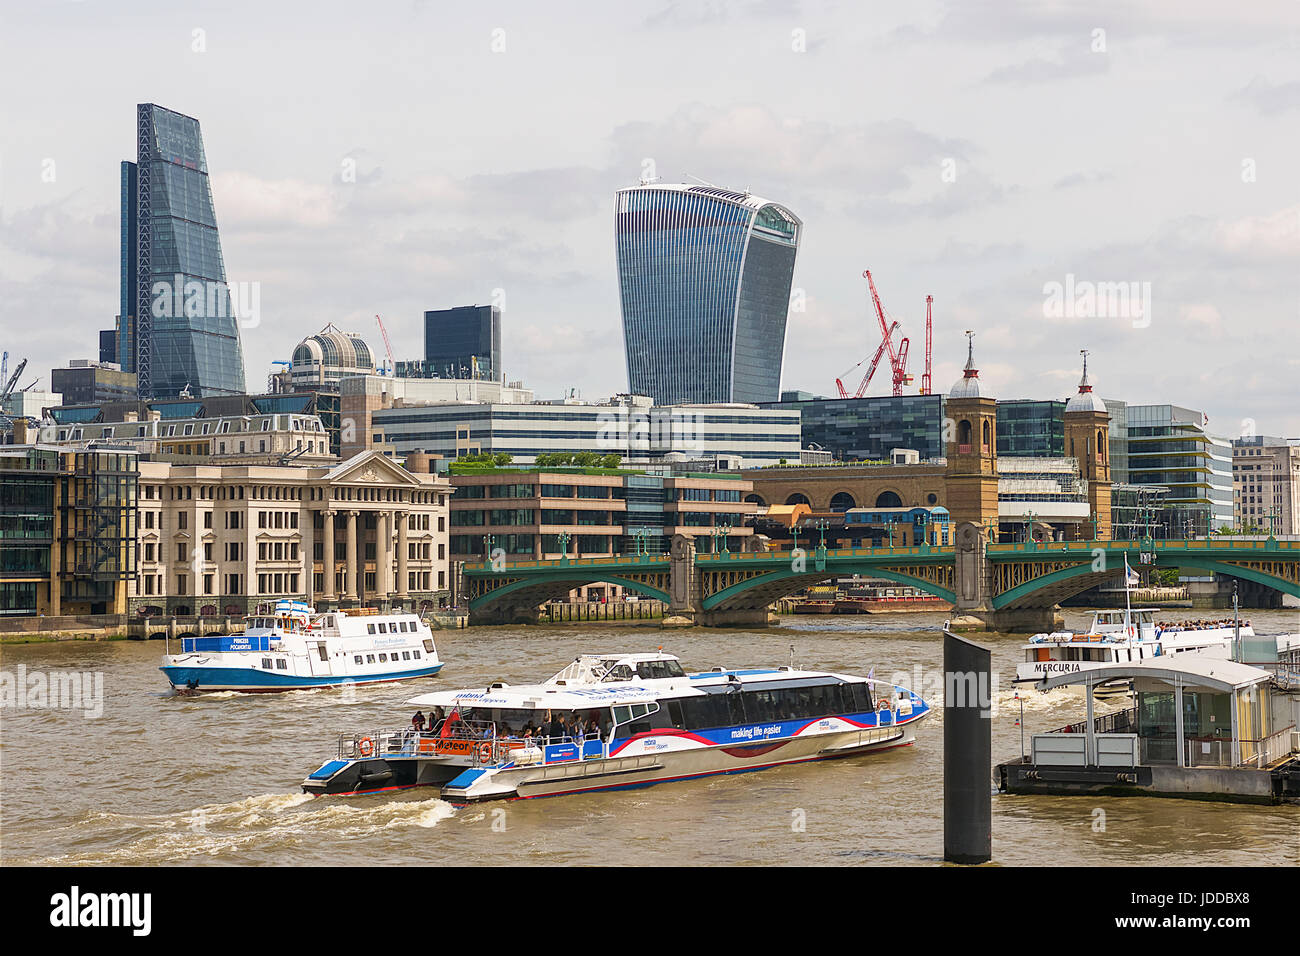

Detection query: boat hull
(161, 662), (443, 693)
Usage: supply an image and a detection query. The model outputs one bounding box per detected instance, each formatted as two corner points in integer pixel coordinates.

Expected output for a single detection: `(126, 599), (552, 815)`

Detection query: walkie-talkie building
(615, 183), (801, 405)
(118, 104), (246, 399)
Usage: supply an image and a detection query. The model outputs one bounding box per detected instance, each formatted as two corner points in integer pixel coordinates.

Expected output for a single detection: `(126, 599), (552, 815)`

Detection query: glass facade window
(423, 305), (501, 381)
(616, 184), (801, 405)
(765, 393), (945, 461)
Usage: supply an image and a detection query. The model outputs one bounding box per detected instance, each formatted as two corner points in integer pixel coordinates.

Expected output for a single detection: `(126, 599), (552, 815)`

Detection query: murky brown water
(2, 609), (1297, 866)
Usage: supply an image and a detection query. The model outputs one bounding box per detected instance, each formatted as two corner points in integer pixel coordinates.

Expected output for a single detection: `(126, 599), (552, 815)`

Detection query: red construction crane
(920, 294), (933, 395)
(374, 314), (395, 375)
(863, 270), (912, 396)
(835, 322), (899, 399)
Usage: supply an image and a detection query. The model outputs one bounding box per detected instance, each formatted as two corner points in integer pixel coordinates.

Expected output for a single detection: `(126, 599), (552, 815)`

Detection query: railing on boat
(337, 720), (607, 766)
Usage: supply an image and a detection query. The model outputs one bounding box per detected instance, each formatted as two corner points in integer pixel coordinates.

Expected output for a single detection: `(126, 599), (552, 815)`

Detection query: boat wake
(9, 792), (455, 866)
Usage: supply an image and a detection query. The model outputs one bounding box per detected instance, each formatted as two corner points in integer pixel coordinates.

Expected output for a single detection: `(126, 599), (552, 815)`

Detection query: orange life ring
(477, 741), (493, 764)
(358, 736), (374, 758)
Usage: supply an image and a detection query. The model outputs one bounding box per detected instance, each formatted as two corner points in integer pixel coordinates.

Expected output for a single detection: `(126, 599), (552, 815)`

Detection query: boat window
(379, 653), (388, 662)
(317, 645), (328, 662)
(354, 656), (363, 664)
(261, 658), (273, 669)
(277, 659), (288, 670)
(402, 651), (410, 660)
(613, 705), (631, 724)
(366, 654), (376, 663)
(367, 624), (377, 635)
(423, 640), (434, 654)
(379, 623), (388, 633)
(666, 699), (685, 729)
(603, 664), (634, 682)
(413, 650), (421, 659)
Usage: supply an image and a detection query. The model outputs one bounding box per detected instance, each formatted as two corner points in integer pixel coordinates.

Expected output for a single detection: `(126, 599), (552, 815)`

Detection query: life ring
(477, 741), (493, 764)
(358, 736), (375, 758)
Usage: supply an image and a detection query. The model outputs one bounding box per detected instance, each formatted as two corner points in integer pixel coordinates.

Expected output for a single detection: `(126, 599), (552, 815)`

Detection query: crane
(835, 322), (899, 399)
(863, 270), (912, 396)
(1, 357), (28, 405)
(920, 294), (933, 395)
(374, 314), (395, 376)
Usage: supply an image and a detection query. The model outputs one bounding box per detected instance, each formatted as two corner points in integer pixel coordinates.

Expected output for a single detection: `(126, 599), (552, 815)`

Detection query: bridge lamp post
(719, 517), (732, 555)
(482, 534), (496, 563)
(884, 519), (896, 551)
(1022, 510), (1037, 544)
(814, 518), (828, 552)
(557, 531), (571, 562)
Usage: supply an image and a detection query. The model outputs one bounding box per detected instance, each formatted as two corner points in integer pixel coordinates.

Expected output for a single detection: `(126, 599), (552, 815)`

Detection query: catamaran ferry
(1014, 608), (1252, 684)
(160, 600), (443, 693)
(301, 651), (929, 801)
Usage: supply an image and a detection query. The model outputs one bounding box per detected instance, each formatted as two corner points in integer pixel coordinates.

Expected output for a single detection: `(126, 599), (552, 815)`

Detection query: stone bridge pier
(950, 522), (1063, 634)
(662, 535), (777, 629)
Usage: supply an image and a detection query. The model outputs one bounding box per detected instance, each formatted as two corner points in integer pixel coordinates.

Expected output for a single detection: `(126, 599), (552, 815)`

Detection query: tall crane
(374, 314), (395, 375)
(863, 270), (911, 396)
(1, 358), (28, 405)
(920, 294), (933, 395)
(835, 322), (900, 399)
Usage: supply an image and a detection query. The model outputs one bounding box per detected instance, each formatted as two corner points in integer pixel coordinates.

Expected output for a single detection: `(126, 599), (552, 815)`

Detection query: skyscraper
(423, 305), (501, 381)
(118, 104), (246, 399)
(615, 183), (801, 405)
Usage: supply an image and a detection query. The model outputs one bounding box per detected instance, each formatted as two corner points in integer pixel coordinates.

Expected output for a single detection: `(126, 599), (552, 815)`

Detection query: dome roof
(291, 324), (375, 373)
(1065, 351), (1107, 413)
(949, 332), (985, 399)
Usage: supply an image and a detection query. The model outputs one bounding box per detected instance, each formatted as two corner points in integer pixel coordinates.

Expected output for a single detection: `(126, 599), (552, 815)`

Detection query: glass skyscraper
(118, 104), (246, 399)
(423, 305), (501, 381)
(615, 183), (801, 405)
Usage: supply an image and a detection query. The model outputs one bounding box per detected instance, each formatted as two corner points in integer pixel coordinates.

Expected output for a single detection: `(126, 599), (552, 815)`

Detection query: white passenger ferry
(160, 600), (443, 693)
(301, 651), (929, 801)
(1015, 608), (1252, 684)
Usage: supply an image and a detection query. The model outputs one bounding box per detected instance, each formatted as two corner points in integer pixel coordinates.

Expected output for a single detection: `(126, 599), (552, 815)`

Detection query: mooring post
(944, 628), (992, 864)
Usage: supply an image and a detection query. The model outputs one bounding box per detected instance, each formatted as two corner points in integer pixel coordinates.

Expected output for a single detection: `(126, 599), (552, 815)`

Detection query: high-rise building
(423, 305), (501, 381)
(118, 104), (246, 399)
(51, 360), (138, 406)
(763, 392), (946, 461)
(615, 183), (801, 405)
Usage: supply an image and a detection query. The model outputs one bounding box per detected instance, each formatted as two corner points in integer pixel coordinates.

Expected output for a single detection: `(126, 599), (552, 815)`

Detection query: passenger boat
(1014, 608), (1251, 685)
(159, 599), (443, 693)
(301, 651), (929, 801)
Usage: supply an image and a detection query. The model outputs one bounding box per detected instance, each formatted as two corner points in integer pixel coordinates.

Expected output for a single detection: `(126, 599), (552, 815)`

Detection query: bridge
(462, 526), (1300, 631)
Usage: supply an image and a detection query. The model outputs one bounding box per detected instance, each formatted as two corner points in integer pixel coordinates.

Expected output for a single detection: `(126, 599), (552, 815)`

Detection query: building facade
(764, 392), (945, 461)
(1126, 404), (1234, 533)
(615, 183), (801, 405)
(51, 361), (138, 406)
(115, 103), (246, 399)
(0, 445), (138, 616)
(371, 394), (801, 468)
(448, 469), (755, 563)
(1233, 436), (1300, 535)
(130, 451), (451, 615)
(996, 399), (1065, 457)
(423, 305), (501, 381)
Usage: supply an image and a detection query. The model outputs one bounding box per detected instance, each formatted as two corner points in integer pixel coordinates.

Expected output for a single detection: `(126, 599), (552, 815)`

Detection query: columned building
(131, 451), (451, 615)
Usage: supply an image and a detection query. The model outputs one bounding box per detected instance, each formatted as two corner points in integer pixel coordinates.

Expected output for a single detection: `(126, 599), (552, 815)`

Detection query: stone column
(344, 510), (358, 602)
(301, 508), (314, 603)
(377, 510), (392, 602)
(396, 511), (410, 597)
(322, 510), (337, 602)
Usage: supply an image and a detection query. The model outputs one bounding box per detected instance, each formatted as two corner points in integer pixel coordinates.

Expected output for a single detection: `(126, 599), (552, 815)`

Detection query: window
(367, 624), (376, 634)
(354, 655), (364, 665)
(276, 659), (288, 670)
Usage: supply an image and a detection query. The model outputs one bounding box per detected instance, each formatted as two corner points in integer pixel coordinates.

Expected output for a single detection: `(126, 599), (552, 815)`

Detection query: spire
(963, 330), (977, 377)
(1066, 347), (1106, 413)
(949, 330), (984, 398)
(1077, 349), (1092, 393)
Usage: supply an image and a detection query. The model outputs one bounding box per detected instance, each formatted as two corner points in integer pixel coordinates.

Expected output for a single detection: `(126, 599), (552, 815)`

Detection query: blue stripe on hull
(160, 663), (443, 692)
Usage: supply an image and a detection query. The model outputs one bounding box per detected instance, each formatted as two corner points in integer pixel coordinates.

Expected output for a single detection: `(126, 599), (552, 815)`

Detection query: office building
(996, 400), (1065, 457)
(51, 360), (139, 406)
(448, 469), (755, 563)
(615, 182), (801, 405)
(0, 443), (138, 616)
(423, 305), (501, 381)
(764, 392), (945, 462)
(1233, 436), (1300, 535)
(116, 103), (246, 399)
(370, 394), (801, 468)
(1126, 404), (1234, 533)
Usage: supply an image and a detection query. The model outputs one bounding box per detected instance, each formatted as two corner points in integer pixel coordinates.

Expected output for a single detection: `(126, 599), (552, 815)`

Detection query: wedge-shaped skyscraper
(118, 103), (246, 398)
(615, 183), (801, 405)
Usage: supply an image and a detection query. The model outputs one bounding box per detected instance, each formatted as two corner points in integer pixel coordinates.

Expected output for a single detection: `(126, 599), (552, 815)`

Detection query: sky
(1, 0), (1297, 438)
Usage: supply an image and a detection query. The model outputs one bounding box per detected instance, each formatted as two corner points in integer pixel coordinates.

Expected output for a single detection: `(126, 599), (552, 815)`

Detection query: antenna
(685, 173), (721, 188)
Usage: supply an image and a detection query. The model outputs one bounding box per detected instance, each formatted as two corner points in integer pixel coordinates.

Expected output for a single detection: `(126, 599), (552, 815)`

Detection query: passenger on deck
(411, 711), (426, 732)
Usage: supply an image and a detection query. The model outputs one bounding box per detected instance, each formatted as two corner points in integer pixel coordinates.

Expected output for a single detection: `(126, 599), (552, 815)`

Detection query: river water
(2, 609), (1297, 867)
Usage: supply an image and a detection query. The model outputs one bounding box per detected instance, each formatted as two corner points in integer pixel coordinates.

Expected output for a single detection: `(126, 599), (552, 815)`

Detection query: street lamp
(557, 531), (571, 561)
(814, 518), (829, 551)
(1022, 510), (1037, 544)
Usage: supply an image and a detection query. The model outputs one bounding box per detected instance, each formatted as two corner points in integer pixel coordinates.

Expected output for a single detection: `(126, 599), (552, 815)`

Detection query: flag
(1124, 555), (1139, 587)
